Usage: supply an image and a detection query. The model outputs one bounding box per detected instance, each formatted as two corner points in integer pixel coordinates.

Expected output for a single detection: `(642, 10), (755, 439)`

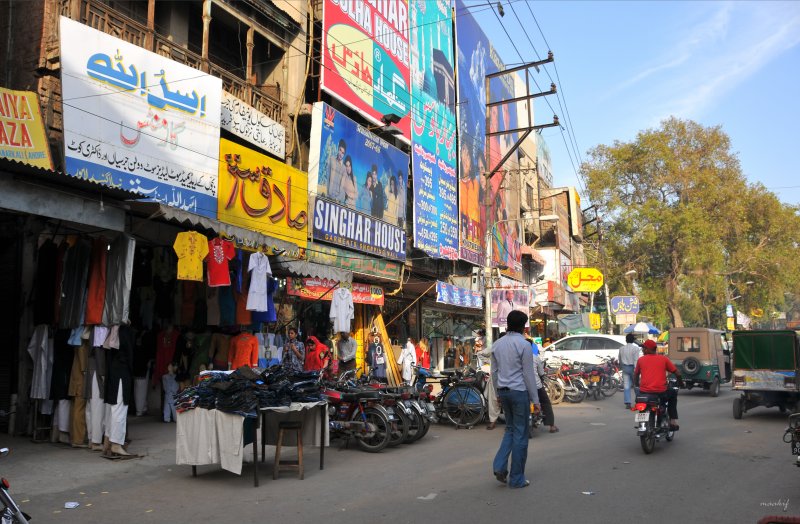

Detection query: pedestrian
(491, 310), (540, 489)
(619, 333), (642, 409)
(531, 343), (558, 433)
(475, 336), (500, 430)
(162, 363), (178, 423)
(415, 337), (431, 391)
(282, 327), (305, 373)
(336, 331), (357, 377)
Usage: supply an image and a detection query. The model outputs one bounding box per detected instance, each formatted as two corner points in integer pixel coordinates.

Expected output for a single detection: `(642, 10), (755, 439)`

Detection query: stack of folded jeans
(175, 368), (324, 416)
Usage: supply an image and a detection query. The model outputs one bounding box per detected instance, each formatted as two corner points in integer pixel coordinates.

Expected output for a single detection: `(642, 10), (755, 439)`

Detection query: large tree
(582, 117), (800, 328)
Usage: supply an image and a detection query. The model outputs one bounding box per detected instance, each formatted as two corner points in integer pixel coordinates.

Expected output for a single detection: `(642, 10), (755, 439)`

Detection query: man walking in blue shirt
(491, 310), (540, 488)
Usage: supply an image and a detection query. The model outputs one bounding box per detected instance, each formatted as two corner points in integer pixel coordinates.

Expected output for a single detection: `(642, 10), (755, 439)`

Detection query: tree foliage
(582, 117), (800, 328)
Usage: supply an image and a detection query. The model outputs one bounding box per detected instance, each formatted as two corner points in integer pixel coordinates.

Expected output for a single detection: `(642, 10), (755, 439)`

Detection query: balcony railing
(63, 0), (284, 123)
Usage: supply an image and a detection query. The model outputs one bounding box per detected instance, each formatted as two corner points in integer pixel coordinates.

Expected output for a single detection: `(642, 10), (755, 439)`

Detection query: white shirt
(619, 342), (642, 366)
(330, 287), (354, 333)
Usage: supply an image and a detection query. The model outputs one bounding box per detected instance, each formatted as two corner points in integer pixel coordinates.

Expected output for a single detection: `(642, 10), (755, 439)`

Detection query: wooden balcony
(63, 0), (284, 123)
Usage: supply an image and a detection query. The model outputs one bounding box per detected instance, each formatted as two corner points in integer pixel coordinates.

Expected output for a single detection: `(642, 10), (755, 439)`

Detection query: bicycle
(428, 366), (486, 428)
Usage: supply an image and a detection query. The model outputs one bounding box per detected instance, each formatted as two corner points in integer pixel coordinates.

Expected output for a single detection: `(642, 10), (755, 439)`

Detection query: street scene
(1, 0), (799, 523)
(2, 386), (799, 523)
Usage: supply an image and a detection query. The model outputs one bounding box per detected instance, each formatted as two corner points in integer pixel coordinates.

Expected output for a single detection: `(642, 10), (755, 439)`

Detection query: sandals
(549, 426), (559, 433)
(486, 422), (496, 430)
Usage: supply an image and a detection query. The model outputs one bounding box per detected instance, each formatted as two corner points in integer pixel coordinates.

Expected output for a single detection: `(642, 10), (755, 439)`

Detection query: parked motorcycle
(783, 413), (800, 468)
(634, 378), (678, 454)
(1, 448), (30, 524)
(320, 383), (392, 453)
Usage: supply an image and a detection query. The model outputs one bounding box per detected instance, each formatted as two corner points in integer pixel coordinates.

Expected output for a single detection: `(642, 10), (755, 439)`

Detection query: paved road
(2, 385), (798, 523)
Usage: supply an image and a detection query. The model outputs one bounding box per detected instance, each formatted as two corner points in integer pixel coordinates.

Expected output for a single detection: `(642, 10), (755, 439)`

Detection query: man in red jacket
(634, 339), (682, 430)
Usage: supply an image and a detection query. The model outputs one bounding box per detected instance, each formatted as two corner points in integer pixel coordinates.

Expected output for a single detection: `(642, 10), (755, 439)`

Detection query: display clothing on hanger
(367, 342), (387, 381)
(206, 238), (235, 286)
(68, 339), (89, 446)
(228, 332), (258, 369)
(234, 290), (252, 326)
(173, 231), (209, 282)
(153, 327), (179, 386)
(33, 239), (58, 325)
(102, 234), (136, 325)
(245, 251), (272, 312)
(27, 325), (52, 400)
(206, 286), (221, 326)
(218, 286), (235, 326)
(60, 239), (92, 329)
(329, 287), (354, 334)
(397, 340), (417, 383)
(84, 237), (108, 325)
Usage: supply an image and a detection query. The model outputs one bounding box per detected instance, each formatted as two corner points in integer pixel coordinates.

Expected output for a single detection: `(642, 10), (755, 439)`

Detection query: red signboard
(286, 277), (384, 306)
(321, 0), (411, 140)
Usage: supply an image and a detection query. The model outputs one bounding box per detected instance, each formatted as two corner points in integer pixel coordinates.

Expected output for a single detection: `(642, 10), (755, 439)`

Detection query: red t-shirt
(634, 354), (677, 393)
(206, 238), (235, 287)
(229, 333), (258, 369)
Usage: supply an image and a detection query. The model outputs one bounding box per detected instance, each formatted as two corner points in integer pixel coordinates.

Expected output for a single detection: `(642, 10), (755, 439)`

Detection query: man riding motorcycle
(633, 339), (683, 430)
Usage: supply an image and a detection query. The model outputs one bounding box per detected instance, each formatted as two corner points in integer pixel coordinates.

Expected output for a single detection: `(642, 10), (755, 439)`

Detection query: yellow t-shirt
(173, 231), (209, 281)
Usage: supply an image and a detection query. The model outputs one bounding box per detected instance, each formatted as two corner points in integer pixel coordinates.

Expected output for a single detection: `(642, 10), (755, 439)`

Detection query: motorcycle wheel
(548, 380), (565, 405)
(444, 386), (485, 427)
(565, 385), (587, 403)
(640, 413), (656, 454)
(403, 407), (424, 443)
(355, 407), (391, 453)
(388, 408), (410, 447)
(601, 377), (619, 397)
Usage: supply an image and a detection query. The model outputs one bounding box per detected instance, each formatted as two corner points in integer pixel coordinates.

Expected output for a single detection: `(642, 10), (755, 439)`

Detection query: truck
(731, 329), (800, 419)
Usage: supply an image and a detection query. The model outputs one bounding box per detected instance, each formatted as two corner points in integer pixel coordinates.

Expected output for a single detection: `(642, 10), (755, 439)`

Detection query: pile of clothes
(175, 366), (323, 418)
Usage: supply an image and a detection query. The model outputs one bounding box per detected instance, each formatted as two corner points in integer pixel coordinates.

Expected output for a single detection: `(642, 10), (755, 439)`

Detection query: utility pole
(482, 54), (559, 349)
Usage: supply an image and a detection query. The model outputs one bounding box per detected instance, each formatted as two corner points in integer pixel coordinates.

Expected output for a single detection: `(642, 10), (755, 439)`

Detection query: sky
(467, 0), (800, 205)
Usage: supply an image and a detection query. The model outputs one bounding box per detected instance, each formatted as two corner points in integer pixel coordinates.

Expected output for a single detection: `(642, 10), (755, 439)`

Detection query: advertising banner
(610, 296), (640, 315)
(286, 277), (384, 306)
(308, 102), (408, 260)
(305, 244), (402, 281)
(436, 281), (482, 309)
(455, 0), (519, 266)
(217, 138), (308, 249)
(0, 87), (53, 169)
(321, 0), (411, 139)
(409, 0), (458, 259)
(60, 16), (221, 218)
(220, 91), (285, 158)
(490, 288), (530, 328)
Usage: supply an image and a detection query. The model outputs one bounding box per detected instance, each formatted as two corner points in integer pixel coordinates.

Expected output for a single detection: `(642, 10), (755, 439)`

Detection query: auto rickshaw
(666, 328), (730, 397)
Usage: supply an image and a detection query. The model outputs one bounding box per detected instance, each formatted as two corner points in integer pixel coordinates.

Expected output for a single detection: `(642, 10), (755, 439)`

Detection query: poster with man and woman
(309, 102), (409, 260)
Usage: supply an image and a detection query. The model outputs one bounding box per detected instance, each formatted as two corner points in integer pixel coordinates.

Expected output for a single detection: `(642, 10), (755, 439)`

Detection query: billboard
(436, 281), (482, 309)
(287, 277), (384, 306)
(217, 138), (308, 249)
(409, 0), (458, 260)
(308, 102), (408, 260)
(490, 288), (530, 328)
(455, 0), (519, 267)
(0, 87), (53, 169)
(321, 0), (411, 140)
(220, 91), (285, 158)
(60, 16), (221, 218)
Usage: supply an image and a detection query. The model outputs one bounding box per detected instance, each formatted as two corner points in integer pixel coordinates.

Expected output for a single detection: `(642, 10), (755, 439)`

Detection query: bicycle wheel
(444, 386), (485, 427)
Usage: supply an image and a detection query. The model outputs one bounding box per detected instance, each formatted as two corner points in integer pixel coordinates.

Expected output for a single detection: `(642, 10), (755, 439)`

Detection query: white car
(542, 334), (627, 365)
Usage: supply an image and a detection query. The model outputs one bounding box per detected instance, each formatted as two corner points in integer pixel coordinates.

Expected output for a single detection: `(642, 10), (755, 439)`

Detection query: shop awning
(521, 244), (547, 266)
(128, 202), (303, 257)
(271, 258), (352, 283)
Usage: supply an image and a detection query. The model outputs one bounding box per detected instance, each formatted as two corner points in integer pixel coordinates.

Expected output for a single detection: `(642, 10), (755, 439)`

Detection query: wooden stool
(273, 420), (304, 480)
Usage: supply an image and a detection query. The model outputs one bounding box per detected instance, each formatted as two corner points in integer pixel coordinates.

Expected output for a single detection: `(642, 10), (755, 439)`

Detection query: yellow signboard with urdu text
(217, 138), (307, 248)
(0, 87), (53, 169)
(567, 267), (604, 292)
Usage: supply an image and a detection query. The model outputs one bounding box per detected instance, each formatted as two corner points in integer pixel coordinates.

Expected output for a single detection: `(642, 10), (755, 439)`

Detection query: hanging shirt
(153, 328), (179, 386)
(173, 231), (209, 282)
(367, 342), (387, 379)
(229, 332), (258, 369)
(206, 238), (235, 287)
(329, 287), (354, 334)
(246, 252), (272, 312)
